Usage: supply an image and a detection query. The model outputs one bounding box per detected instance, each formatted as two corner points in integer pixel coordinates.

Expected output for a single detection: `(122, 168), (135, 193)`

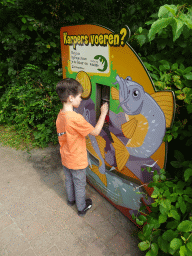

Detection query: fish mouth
(118, 103), (130, 112)
(118, 97), (129, 109)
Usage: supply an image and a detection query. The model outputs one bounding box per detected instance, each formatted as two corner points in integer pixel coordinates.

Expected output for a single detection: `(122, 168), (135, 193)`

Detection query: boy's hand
(100, 102), (108, 116)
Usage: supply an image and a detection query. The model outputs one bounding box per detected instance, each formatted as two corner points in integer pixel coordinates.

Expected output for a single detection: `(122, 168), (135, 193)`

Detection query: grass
(0, 124), (37, 151)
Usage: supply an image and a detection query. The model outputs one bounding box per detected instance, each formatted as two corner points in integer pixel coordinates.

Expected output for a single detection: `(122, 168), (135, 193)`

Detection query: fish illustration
(110, 75), (174, 171)
(82, 105), (108, 186)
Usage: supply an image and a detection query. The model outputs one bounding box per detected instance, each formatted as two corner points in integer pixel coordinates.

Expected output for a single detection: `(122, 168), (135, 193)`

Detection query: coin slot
(96, 84), (110, 125)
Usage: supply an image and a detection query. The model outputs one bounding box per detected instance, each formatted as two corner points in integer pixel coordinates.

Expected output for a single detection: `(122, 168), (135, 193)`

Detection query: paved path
(0, 144), (144, 256)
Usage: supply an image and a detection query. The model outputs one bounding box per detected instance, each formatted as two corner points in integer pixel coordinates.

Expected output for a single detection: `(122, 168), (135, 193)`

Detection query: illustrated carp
(110, 75), (174, 171)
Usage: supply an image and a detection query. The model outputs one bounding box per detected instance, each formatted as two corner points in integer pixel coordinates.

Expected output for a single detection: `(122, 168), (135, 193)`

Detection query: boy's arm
(90, 113), (106, 136)
(90, 102), (108, 136)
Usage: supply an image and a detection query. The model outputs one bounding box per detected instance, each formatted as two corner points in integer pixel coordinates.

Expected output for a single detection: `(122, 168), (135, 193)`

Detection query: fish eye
(133, 90), (139, 97)
(132, 89), (141, 100)
(126, 76), (132, 81)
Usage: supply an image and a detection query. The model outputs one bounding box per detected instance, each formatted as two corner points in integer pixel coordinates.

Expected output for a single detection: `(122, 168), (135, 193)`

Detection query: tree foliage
(0, 0), (185, 147)
(131, 4), (192, 256)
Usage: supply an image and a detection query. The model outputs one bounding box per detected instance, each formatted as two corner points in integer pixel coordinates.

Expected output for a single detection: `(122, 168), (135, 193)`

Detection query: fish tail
(86, 136), (102, 167)
(110, 132), (130, 171)
(95, 135), (106, 160)
(91, 165), (107, 187)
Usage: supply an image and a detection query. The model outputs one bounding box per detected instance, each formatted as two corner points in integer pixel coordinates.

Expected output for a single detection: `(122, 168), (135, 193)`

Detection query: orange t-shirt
(56, 110), (94, 169)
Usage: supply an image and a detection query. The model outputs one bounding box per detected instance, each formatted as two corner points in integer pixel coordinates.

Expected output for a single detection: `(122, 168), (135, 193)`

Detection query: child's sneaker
(67, 200), (75, 206)
(78, 199), (92, 216)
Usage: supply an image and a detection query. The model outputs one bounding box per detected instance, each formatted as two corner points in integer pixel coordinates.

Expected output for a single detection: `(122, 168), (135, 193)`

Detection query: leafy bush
(134, 158), (192, 256)
(130, 4), (192, 255)
(0, 64), (62, 147)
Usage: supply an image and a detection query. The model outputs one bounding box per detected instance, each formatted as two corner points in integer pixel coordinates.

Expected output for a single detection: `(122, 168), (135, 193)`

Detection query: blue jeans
(63, 166), (86, 211)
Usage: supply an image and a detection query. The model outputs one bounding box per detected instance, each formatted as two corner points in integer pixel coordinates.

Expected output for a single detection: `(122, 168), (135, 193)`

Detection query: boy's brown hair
(56, 78), (83, 103)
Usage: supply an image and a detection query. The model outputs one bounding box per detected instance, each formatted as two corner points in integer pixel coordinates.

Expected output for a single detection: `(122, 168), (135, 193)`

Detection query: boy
(56, 78), (108, 216)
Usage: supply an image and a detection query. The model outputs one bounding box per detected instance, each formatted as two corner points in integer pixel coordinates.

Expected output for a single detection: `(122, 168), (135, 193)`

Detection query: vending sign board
(60, 24), (175, 224)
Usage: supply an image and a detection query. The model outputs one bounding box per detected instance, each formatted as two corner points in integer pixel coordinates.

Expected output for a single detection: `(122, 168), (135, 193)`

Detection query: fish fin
(150, 141), (166, 169)
(111, 87), (119, 100)
(86, 136), (102, 167)
(110, 132), (130, 171)
(95, 135), (106, 160)
(121, 118), (138, 139)
(151, 91), (174, 128)
(91, 165), (107, 187)
(126, 114), (148, 147)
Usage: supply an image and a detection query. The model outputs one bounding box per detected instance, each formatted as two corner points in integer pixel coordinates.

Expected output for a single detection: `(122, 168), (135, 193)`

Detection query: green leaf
(159, 60), (170, 69)
(179, 201), (187, 214)
(166, 220), (179, 230)
(161, 199), (171, 211)
(136, 219), (144, 226)
(184, 67), (192, 74)
(143, 62), (154, 71)
(160, 174), (166, 180)
(148, 17), (173, 41)
(172, 18), (184, 42)
(139, 215), (147, 222)
(162, 230), (178, 242)
(171, 63), (178, 70)
(170, 161), (182, 168)
(158, 6), (169, 18)
(180, 245), (187, 256)
(158, 237), (169, 253)
(28, 25), (33, 31)
(131, 214), (135, 220)
(158, 5), (177, 18)
(160, 205), (168, 215)
(135, 35), (146, 46)
(176, 181), (185, 190)
(164, 5), (177, 16)
(186, 247), (192, 256)
(184, 187), (192, 195)
(159, 214), (167, 224)
(150, 73), (159, 81)
(184, 168), (192, 182)
(153, 174), (159, 182)
(183, 195), (192, 203)
(187, 105), (192, 114)
(143, 224), (153, 237)
(151, 243), (158, 255)
(151, 187), (159, 198)
(168, 134), (172, 142)
(178, 221), (192, 232)
(187, 243), (192, 251)
(165, 181), (174, 187)
(138, 241), (150, 251)
(170, 238), (182, 250)
(21, 25), (27, 31)
(22, 17), (27, 24)
(146, 250), (154, 256)
(150, 218), (160, 229)
(174, 150), (184, 162)
(138, 232), (146, 241)
(163, 189), (171, 198)
(184, 73), (192, 80)
(50, 42), (56, 47)
(180, 63), (185, 70)
(180, 13), (192, 29)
